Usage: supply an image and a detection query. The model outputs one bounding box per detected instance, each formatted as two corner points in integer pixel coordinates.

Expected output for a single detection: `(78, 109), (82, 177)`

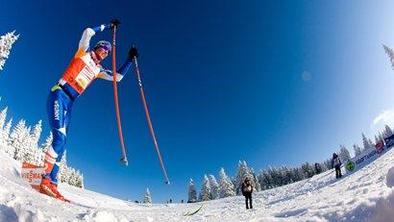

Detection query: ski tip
(165, 180), (171, 185)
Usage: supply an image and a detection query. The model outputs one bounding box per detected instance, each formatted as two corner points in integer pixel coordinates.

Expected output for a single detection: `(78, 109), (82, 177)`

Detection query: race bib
(75, 54), (100, 89)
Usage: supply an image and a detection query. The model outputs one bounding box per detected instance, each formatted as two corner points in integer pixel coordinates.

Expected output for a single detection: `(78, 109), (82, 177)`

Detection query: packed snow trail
(0, 147), (393, 221)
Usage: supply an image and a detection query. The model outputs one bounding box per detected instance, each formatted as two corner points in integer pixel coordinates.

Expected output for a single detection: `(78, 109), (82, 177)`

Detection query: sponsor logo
(21, 165), (43, 185)
(54, 100), (60, 121)
(346, 160), (355, 172)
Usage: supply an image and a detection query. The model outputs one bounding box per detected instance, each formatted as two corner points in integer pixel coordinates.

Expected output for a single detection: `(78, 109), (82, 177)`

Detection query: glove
(110, 19), (121, 29)
(128, 45), (139, 59)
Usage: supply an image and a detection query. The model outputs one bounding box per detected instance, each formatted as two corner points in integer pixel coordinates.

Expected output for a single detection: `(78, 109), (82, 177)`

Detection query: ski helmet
(93, 40), (112, 53)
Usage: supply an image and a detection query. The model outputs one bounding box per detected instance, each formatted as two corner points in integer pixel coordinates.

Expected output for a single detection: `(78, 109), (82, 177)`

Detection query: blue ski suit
(44, 24), (132, 184)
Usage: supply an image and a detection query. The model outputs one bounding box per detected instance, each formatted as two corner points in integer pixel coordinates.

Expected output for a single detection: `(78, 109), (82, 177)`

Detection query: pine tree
(68, 168), (77, 186)
(279, 166), (293, 185)
(218, 168), (236, 198)
(296, 166), (306, 180)
(77, 173), (84, 189)
(368, 139), (374, 148)
(338, 145), (351, 162)
(143, 188), (152, 204)
(235, 160), (255, 195)
(9, 119), (29, 161)
(59, 151), (68, 183)
(383, 44), (394, 70)
(73, 169), (83, 188)
(362, 133), (373, 151)
(41, 132), (53, 152)
(301, 162), (315, 178)
(0, 31), (19, 71)
(23, 120), (43, 164)
(0, 107), (8, 147)
(3, 118), (13, 156)
(30, 120), (42, 148)
(384, 125), (393, 138)
(0, 107), (7, 130)
(323, 158), (333, 170)
(21, 125), (36, 163)
(208, 174), (219, 200)
(353, 144), (362, 157)
(258, 170), (270, 190)
(250, 168), (261, 191)
(199, 175), (211, 201)
(38, 132), (52, 164)
(187, 179), (197, 203)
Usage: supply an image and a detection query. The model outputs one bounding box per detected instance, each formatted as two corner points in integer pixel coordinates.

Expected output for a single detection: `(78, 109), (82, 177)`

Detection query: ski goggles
(95, 45), (111, 53)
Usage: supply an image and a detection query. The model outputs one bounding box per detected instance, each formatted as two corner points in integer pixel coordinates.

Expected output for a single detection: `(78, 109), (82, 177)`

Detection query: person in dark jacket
(241, 177), (253, 209)
(332, 153), (342, 179)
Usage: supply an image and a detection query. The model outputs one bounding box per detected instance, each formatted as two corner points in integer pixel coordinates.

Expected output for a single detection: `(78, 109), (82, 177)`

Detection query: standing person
(241, 177), (253, 209)
(40, 20), (139, 201)
(332, 153), (342, 179)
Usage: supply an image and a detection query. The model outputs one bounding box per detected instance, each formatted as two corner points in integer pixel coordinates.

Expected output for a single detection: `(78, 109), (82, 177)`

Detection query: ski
(183, 204), (204, 216)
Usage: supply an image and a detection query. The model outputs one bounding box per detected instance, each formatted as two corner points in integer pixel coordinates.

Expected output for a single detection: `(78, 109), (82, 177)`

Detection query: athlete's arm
(75, 24), (111, 57)
(97, 59), (133, 82)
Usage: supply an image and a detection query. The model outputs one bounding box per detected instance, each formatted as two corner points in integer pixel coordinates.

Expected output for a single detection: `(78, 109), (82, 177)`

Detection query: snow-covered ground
(0, 148), (393, 222)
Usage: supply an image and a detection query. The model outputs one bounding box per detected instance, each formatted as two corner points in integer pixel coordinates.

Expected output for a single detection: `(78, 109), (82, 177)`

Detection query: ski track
(0, 148), (393, 221)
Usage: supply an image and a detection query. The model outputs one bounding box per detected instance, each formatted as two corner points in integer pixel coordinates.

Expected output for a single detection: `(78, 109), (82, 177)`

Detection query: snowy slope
(0, 148), (394, 222)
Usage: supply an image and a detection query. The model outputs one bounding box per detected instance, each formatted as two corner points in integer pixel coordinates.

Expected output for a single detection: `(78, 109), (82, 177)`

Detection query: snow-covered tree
(2, 118), (13, 156)
(0, 111), (84, 188)
(301, 162), (315, 178)
(0, 107), (7, 130)
(279, 166), (293, 184)
(383, 125), (393, 138)
(41, 132), (52, 152)
(258, 170), (270, 190)
(0, 107), (8, 147)
(26, 120), (43, 164)
(9, 119), (30, 161)
(38, 132), (52, 164)
(322, 158), (333, 170)
(30, 120), (42, 148)
(218, 168), (236, 198)
(383, 44), (394, 70)
(59, 151), (69, 183)
(254, 175), (262, 191)
(293, 167), (306, 181)
(0, 31), (19, 71)
(353, 144), (362, 157)
(187, 178), (197, 203)
(77, 173), (84, 189)
(199, 175), (211, 201)
(64, 167), (83, 188)
(338, 145), (351, 163)
(235, 160), (255, 195)
(143, 188), (152, 204)
(208, 174), (219, 200)
(362, 133), (373, 151)
(250, 168), (261, 191)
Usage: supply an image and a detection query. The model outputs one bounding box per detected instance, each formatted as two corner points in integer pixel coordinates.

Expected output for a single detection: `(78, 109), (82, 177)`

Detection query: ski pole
(132, 49), (170, 184)
(111, 23), (128, 166)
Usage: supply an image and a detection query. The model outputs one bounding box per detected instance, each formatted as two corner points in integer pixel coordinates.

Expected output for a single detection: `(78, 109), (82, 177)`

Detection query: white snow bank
(0, 146), (394, 221)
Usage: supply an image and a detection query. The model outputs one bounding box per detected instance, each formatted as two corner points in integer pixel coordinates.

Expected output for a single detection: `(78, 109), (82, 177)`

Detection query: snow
(0, 148), (394, 221)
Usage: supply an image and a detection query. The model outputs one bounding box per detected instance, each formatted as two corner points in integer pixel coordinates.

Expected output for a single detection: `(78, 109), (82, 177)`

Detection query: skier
(241, 177), (253, 209)
(332, 153), (342, 179)
(40, 20), (139, 201)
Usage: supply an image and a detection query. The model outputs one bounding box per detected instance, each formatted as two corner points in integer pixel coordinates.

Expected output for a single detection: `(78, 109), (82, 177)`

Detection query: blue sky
(1, 0), (394, 203)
